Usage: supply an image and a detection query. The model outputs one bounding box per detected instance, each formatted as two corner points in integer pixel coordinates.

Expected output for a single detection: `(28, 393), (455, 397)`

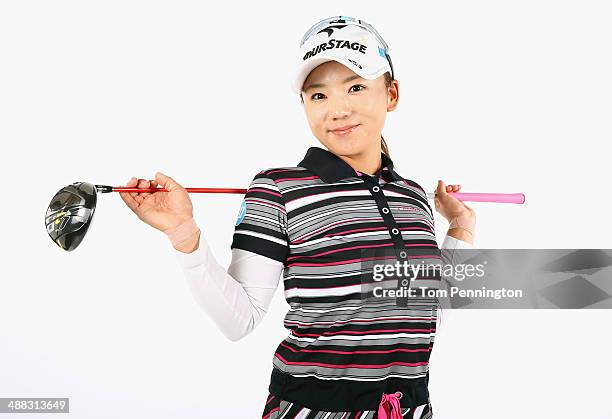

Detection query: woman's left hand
(433, 180), (475, 223)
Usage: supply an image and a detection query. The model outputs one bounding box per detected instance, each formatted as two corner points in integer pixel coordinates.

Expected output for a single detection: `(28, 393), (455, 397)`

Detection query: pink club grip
(447, 192), (525, 204)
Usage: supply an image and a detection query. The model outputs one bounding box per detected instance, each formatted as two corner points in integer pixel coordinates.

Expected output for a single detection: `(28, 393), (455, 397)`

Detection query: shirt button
(391, 228), (400, 235)
(399, 250), (407, 258)
(372, 186), (380, 192)
(382, 207), (390, 214)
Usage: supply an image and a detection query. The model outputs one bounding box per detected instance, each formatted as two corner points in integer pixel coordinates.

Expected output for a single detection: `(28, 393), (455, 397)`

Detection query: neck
(337, 145), (383, 175)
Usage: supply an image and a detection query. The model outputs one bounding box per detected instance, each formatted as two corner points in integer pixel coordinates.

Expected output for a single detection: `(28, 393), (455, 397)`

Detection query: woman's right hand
(119, 172), (194, 233)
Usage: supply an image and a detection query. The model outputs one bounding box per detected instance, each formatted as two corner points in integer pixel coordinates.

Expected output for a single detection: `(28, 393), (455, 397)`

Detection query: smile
(329, 124), (360, 136)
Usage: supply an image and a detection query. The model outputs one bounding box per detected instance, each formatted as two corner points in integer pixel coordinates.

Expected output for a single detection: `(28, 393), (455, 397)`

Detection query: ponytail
(381, 135), (391, 159)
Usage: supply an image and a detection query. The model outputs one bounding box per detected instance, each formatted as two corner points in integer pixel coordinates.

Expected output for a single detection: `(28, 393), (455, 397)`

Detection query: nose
(327, 95), (352, 120)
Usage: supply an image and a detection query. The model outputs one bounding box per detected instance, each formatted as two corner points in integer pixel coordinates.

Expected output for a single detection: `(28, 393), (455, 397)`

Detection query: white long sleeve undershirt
(174, 229), (474, 341)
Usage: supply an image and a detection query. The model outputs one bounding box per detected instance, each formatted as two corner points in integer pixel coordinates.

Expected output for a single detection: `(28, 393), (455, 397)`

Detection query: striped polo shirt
(231, 146), (443, 412)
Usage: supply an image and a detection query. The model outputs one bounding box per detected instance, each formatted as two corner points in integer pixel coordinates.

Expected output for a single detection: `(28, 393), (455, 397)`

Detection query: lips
(329, 124), (360, 136)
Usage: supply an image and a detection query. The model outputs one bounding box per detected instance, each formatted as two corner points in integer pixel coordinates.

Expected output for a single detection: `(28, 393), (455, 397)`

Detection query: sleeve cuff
(441, 233), (474, 250)
(173, 234), (210, 269)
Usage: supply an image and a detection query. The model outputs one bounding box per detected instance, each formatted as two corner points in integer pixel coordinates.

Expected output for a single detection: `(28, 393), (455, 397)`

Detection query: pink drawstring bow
(377, 391), (403, 418)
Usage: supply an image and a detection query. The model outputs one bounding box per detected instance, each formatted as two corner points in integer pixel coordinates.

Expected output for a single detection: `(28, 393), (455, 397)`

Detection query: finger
(137, 178), (150, 189)
(119, 178), (140, 212)
(130, 179), (147, 203)
(436, 180), (449, 202)
(147, 180), (161, 197)
(136, 178), (152, 199)
(155, 171), (183, 192)
(437, 180), (446, 195)
(123, 177), (142, 202)
(124, 177), (141, 201)
(144, 179), (159, 196)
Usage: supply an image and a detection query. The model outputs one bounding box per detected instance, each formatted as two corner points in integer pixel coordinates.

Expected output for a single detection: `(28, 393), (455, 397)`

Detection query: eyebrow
(303, 74), (363, 92)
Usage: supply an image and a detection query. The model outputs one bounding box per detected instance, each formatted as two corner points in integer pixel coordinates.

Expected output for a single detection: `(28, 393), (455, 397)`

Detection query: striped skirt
(261, 393), (434, 419)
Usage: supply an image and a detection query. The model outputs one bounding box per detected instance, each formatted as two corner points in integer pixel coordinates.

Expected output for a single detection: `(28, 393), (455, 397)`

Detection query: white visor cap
(292, 24), (392, 94)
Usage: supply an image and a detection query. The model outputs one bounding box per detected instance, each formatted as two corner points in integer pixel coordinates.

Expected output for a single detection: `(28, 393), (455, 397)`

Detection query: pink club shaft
(426, 192), (525, 204)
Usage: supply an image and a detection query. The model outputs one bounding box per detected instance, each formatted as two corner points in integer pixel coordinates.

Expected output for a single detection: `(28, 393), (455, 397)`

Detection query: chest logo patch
(398, 206), (421, 213)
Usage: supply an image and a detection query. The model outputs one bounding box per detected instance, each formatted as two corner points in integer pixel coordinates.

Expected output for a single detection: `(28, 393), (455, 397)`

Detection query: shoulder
(247, 166), (313, 191)
(395, 174), (428, 201)
(244, 166), (310, 204)
(255, 166), (312, 182)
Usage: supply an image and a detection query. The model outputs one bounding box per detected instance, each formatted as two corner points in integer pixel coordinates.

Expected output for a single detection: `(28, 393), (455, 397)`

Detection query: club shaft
(112, 187), (525, 204)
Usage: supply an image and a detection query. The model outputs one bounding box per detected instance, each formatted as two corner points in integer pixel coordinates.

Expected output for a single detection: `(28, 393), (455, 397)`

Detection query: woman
(120, 16), (475, 418)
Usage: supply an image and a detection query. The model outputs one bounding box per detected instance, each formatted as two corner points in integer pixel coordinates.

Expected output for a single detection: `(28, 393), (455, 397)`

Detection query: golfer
(120, 16), (475, 418)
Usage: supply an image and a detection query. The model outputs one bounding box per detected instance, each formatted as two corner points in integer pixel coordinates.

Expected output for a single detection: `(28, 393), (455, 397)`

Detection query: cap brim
(292, 54), (389, 94)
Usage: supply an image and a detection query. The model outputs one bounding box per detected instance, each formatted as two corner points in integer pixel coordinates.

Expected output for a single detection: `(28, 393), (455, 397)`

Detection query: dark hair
(299, 71), (394, 158)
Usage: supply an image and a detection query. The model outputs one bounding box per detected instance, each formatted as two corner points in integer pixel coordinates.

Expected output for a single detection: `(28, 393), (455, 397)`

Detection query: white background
(1, 0), (611, 418)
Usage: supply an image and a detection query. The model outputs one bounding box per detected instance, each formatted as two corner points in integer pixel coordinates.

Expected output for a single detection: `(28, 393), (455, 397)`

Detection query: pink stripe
(291, 226), (386, 244)
(286, 242), (393, 262)
(295, 217), (384, 242)
(286, 282), (366, 291)
(401, 227), (434, 235)
(404, 253), (441, 259)
(291, 226), (383, 244)
(279, 341), (430, 355)
(275, 353), (429, 369)
(286, 255), (394, 268)
(248, 188), (282, 197)
(291, 328), (435, 338)
(403, 245), (438, 250)
(262, 407), (279, 419)
(265, 169), (296, 175)
(276, 175), (319, 182)
(326, 226), (388, 237)
(293, 224), (434, 244)
(284, 316), (435, 326)
(284, 276), (439, 292)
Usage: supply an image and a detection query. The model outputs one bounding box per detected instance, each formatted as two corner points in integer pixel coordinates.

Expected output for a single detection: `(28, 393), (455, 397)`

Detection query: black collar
(298, 146), (403, 183)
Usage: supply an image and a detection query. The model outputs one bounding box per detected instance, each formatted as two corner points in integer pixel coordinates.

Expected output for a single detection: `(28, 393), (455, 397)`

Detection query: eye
(349, 84), (366, 93)
(311, 93), (326, 101)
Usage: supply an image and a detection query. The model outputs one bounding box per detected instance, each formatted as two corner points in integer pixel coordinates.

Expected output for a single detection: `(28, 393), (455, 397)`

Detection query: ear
(387, 79), (399, 112)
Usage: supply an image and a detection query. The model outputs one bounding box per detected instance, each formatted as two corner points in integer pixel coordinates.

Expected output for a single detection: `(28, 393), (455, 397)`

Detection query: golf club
(46, 182), (526, 251)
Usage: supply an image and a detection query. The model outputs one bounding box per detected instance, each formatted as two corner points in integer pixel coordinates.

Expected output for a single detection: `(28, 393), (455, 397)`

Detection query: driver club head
(45, 182), (98, 251)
